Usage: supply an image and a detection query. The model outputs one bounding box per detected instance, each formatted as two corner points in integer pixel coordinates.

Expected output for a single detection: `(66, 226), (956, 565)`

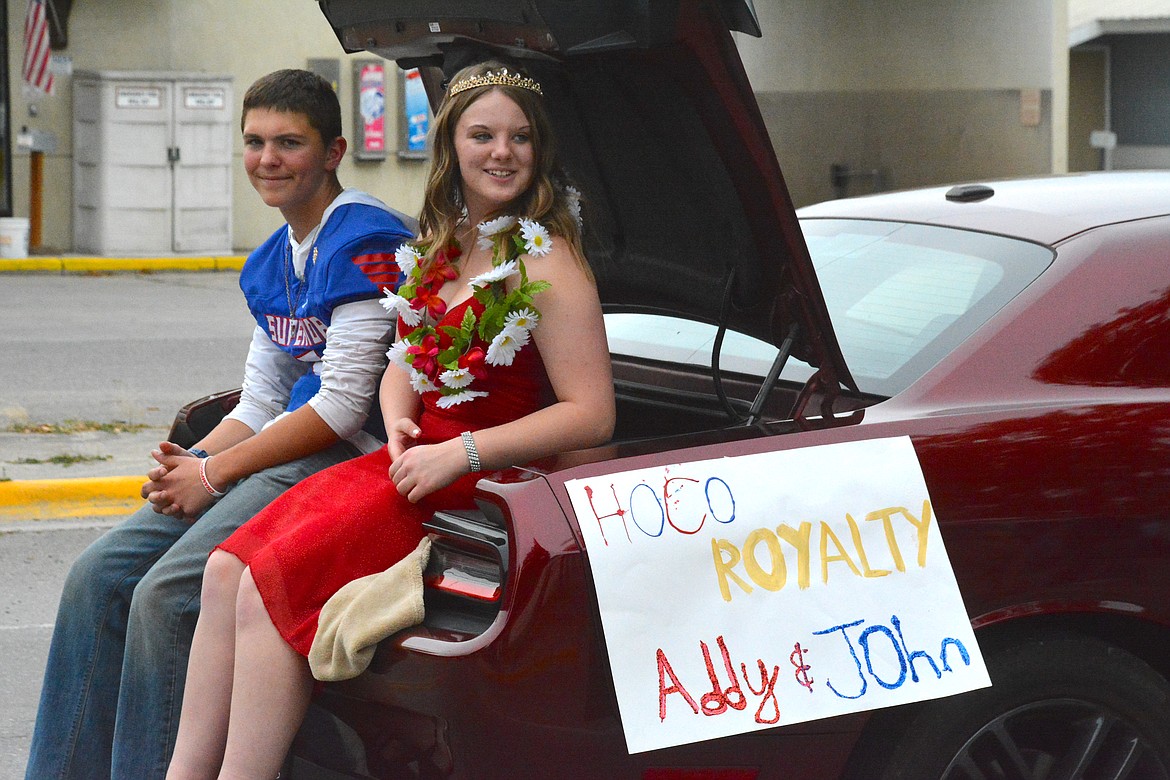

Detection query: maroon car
(228, 1), (1170, 777)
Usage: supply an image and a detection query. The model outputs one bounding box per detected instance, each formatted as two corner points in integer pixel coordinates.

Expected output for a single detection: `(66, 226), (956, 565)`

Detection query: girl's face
(453, 89), (536, 220)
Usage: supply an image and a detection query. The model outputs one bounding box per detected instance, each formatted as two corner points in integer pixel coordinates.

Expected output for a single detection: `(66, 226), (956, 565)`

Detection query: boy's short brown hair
(241, 69), (343, 147)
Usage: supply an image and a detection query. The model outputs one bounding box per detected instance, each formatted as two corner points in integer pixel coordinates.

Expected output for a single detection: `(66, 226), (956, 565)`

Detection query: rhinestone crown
(447, 68), (543, 97)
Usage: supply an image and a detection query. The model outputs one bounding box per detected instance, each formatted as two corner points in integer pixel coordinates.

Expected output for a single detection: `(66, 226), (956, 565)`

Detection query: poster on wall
(354, 61), (386, 161)
(565, 436), (990, 755)
(398, 67), (430, 159)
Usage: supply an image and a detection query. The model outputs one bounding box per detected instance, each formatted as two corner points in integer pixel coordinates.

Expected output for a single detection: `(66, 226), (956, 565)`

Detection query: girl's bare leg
(217, 567), (314, 779)
(166, 550), (247, 779)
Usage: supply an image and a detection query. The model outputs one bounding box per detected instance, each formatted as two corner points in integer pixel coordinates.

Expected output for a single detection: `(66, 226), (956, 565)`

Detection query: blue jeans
(25, 443), (360, 780)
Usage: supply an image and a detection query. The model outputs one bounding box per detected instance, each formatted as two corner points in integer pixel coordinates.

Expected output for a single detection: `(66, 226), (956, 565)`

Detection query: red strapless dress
(218, 297), (553, 657)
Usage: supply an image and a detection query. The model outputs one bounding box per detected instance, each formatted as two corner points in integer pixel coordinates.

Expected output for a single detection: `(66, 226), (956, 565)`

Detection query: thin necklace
(283, 230), (298, 317)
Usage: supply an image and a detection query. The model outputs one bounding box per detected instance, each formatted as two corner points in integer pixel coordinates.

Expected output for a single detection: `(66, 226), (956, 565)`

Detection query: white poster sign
(115, 87), (162, 109)
(565, 436), (989, 754)
(184, 87), (226, 110)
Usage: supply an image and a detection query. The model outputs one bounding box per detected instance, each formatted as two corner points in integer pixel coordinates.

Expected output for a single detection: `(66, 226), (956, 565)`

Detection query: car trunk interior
(608, 353), (873, 441)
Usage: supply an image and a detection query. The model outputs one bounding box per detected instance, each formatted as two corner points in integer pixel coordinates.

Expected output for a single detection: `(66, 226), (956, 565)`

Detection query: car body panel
(797, 171), (1170, 246)
(285, 1), (1170, 777)
(300, 178), (1170, 777)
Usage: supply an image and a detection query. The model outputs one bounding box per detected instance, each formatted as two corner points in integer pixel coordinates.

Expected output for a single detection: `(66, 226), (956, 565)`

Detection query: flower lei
(380, 216), (552, 407)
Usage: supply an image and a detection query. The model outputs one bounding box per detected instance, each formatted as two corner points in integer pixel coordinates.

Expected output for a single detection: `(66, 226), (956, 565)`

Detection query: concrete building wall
(736, 0), (1065, 206)
(5, 0), (429, 253)
(5, 0), (1070, 248)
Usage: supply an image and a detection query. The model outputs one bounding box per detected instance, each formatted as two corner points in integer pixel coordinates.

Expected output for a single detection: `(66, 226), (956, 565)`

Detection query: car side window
(606, 220), (1052, 400)
(804, 219), (1052, 395)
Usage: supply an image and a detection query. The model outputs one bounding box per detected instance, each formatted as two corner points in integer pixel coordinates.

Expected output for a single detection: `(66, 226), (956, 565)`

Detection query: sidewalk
(0, 428), (165, 522)
(0, 253), (247, 521)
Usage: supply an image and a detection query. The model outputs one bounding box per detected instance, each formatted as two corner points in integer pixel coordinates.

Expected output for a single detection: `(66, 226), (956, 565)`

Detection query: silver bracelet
(461, 431), (482, 473)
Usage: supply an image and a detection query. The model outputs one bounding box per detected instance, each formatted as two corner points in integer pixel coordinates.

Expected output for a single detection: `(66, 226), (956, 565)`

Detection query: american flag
(22, 0), (54, 95)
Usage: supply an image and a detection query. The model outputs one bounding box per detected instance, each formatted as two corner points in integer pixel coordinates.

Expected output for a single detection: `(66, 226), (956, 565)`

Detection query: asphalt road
(0, 517), (115, 779)
(0, 272), (255, 482)
(0, 271), (253, 430)
(0, 271), (256, 776)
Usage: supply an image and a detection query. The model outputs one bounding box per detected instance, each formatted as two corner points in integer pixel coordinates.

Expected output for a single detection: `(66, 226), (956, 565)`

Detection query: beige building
(2, 0), (1075, 252)
(738, 0), (1067, 205)
(2, 0), (431, 254)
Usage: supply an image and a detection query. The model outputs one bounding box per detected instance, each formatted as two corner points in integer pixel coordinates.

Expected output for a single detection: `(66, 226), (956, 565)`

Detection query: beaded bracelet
(199, 456), (227, 498)
(461, 431), (482, 473)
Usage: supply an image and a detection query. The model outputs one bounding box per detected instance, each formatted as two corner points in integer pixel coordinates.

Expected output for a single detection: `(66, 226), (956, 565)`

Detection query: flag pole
(43, 0), (62, 43)
(29, 150), (43, 252)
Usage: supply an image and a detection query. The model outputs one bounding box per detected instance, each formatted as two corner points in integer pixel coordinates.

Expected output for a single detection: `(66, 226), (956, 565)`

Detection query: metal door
(172, 80), (233, 252)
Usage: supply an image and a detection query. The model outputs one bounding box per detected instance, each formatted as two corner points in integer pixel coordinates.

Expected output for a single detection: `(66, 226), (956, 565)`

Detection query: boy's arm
(144, 302), (393, 519)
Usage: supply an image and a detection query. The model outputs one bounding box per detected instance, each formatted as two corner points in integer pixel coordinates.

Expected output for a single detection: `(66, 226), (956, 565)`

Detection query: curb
(0, 256), (247, 273)
(0, 476), (143, 522)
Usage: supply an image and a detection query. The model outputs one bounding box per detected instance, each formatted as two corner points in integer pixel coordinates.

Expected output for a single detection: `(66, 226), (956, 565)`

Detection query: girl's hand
(386, 417), (422, 462)
(388, 437), (469, 503)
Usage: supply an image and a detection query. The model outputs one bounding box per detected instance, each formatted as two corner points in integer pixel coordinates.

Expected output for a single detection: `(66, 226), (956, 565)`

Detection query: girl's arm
(389, 240), (615, 502)
(380, 345), (425, 463)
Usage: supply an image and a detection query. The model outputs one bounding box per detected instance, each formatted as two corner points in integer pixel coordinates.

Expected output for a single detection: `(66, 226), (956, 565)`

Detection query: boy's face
(242, 108), (343, 213)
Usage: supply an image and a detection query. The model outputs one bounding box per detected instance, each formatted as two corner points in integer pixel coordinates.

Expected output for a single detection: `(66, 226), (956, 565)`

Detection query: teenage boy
(25, 69), (413, 780)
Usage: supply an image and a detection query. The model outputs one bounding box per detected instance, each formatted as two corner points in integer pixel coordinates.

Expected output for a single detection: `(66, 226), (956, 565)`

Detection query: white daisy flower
(564, 185), (583, 229)
(436, 389), (489, 408)
(438, 367), (476, 389)
(478, 215), (517, 237)
(470, 260), (519, 288)
(486, 324), (531, 366)
(476, 215), (518, 251)
(386, 340), (411, 370)
(380, 291), (417, 323)
(505, 308), (540, 331)
(519, 218), (553, 256)
(398, 303), (423, 328)
(409, 372), (439, 394)
(394, 244), (421, 277)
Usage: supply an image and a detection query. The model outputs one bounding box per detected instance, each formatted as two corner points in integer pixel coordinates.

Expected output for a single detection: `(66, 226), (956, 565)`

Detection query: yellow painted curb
(62, 256), (219, 272)
(215, 256), (247, 271)
(0, 257), (62, 272)
(0, 477), (143, 522)
(0, 256), (247, 273)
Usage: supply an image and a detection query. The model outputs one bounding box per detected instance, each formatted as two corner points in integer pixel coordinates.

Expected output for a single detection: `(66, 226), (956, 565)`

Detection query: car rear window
(606, 219), (1053, 398)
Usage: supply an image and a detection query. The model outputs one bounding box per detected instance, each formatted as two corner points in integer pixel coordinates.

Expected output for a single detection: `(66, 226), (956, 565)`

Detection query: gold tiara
(447, 68), (543, 98)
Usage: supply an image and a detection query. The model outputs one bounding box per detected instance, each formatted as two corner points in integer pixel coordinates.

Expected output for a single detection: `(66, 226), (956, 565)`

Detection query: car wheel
(863, 632), (1170, 780)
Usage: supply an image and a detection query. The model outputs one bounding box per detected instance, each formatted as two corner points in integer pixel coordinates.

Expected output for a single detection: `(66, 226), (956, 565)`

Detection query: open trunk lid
(319, 0), (854, 393)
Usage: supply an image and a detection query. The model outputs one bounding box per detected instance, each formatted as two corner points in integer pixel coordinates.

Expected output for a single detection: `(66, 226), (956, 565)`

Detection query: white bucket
(0, 217), (30, 259)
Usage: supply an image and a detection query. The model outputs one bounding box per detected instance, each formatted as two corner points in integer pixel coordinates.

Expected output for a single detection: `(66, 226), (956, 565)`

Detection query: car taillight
(420, 506), (509, 638)
(425, 544), (502, 601)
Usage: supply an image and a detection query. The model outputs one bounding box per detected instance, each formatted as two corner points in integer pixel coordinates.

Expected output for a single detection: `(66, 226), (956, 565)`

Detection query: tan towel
(309, 536), (431, 681)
